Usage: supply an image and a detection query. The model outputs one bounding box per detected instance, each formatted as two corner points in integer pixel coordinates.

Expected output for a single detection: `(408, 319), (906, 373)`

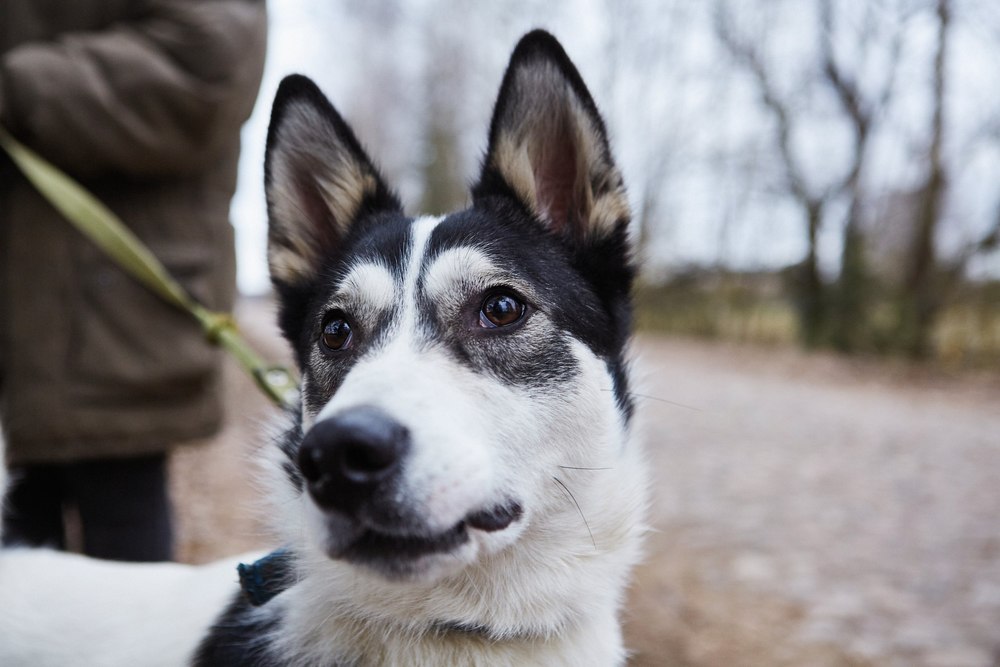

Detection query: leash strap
(0, 125), (298, 410)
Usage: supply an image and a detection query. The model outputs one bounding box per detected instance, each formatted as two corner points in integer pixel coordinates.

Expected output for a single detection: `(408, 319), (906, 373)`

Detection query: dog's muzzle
(297, 407), (522, 572)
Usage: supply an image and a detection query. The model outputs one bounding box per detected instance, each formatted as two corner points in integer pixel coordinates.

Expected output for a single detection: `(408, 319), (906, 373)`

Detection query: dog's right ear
(265, 75), (401, 289)
(472, 31), (630, 244)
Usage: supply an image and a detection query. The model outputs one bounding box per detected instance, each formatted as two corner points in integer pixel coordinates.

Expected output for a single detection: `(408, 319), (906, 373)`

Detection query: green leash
(0, 125), (298, 410)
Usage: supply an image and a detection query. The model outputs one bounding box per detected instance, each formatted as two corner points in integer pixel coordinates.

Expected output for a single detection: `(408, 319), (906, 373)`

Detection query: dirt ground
(171, 299), (1000, 667)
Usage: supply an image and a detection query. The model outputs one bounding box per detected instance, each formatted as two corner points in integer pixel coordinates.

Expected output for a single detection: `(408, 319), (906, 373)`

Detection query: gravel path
(171, 300), (1000, 666)
(626, 338), (1000, 667)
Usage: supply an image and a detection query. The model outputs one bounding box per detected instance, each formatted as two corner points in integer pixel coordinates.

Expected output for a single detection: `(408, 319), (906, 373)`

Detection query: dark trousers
(1, 453), (173, 562)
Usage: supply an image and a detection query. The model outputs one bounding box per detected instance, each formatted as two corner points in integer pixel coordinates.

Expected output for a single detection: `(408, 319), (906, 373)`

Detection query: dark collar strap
(237, 548), (294, 607)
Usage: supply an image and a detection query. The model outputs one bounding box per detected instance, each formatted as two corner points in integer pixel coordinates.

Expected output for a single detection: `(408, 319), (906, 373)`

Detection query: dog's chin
(317, 502), (524, 582)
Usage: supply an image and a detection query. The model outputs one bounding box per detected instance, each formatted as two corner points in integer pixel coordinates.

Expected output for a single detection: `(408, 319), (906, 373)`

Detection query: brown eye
(480, 293), (526, 328)
(321, 316), (353, 351)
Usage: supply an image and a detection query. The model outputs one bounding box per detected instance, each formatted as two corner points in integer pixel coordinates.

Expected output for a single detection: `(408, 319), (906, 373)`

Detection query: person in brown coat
(0, 0), (267, 561)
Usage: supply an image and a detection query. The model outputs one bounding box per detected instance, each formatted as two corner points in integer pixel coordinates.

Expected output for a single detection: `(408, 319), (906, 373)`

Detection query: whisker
(603, 388), (703, 412)
(557, 465), (614, 471)
(552, 476), (597, 551)
(462, 569), (486, 606)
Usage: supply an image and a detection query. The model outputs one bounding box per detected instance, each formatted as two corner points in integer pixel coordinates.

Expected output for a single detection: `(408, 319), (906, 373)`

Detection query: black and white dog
(0, 30), (647, 666)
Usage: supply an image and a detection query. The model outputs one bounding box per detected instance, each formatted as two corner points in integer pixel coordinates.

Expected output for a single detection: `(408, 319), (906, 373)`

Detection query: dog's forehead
(333, 212), (529, 308)
(423, 211), (539, 297)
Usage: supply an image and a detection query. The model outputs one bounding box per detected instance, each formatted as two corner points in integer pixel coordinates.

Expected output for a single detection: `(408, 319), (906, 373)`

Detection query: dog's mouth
(323, 502), (523, 574)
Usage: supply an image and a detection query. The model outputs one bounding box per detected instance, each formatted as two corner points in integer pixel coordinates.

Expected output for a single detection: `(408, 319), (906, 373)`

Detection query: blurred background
(170, 1), (1000, 666)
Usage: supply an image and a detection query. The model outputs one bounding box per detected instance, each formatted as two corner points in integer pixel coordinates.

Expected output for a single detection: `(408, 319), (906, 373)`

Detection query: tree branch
(819, 0), (870, 139)
(713, 2), (817, 208)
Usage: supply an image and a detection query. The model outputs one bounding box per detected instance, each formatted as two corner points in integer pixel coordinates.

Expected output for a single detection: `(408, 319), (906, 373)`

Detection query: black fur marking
(607, 359), (635, 424)
(281, 459), (302, 493)
(431, 621), (497, 640)
(296, 214), (413, 415)
(276, 411), (305, 492)
(192, 593), (283, 667)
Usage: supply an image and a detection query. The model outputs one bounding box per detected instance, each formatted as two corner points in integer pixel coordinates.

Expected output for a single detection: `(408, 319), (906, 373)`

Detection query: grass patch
(636, 278), (1000, 367)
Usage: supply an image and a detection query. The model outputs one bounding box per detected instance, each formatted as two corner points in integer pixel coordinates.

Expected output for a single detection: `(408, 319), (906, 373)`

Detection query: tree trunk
(794, 200), (828, 348)
(899, 0), (949, 359)
(830, 217), (869, 352)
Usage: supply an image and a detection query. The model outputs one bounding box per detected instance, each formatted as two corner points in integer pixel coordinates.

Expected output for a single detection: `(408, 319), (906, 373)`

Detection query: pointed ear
(472, 31), (630, 241)
(264, 75), (401, 288)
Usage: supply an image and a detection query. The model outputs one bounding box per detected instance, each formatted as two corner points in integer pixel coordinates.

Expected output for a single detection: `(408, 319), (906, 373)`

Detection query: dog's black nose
(297, 407), (410, 517)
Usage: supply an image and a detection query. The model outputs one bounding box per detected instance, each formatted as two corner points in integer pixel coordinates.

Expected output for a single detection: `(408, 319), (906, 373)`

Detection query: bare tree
(715, 0), (913, 351)
(714, 2), (834, 347)
(892, 0), (1000, 358)
(819, 0), (904, 351)
(897, 0), (950, 358)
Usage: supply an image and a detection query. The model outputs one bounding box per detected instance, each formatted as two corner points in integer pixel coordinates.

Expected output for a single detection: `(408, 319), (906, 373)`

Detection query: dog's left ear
(473, 30), (630, 241)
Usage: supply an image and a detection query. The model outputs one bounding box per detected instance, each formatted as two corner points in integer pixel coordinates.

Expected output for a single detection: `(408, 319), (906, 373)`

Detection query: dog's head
(264, 31), (643, 614)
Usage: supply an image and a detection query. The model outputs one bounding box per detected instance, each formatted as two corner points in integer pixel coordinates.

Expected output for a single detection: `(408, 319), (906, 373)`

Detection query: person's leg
(1, 464), (67, 549)
(67, 453), (174, 562)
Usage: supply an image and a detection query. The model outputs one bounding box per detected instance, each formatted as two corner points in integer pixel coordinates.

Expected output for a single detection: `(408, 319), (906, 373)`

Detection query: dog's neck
(267, 580), (628, 666)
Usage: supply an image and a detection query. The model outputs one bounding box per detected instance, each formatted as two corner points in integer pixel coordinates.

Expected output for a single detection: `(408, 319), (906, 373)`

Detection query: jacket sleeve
(0, 0), (267, 179)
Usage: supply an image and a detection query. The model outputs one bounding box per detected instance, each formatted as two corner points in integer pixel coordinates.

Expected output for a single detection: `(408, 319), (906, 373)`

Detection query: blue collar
(237, 548), (294, 607)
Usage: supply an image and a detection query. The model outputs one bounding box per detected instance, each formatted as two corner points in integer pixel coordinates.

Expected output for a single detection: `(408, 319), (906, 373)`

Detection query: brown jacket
(0, 0), (267, 464)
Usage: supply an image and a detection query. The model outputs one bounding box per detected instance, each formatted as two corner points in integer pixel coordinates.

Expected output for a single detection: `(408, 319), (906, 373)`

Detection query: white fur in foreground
(0, 548), (255, 667)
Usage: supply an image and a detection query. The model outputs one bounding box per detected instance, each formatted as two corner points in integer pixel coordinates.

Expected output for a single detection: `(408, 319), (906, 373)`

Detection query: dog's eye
(480, 292), (526, 328)
(321, 316), (353, 351)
